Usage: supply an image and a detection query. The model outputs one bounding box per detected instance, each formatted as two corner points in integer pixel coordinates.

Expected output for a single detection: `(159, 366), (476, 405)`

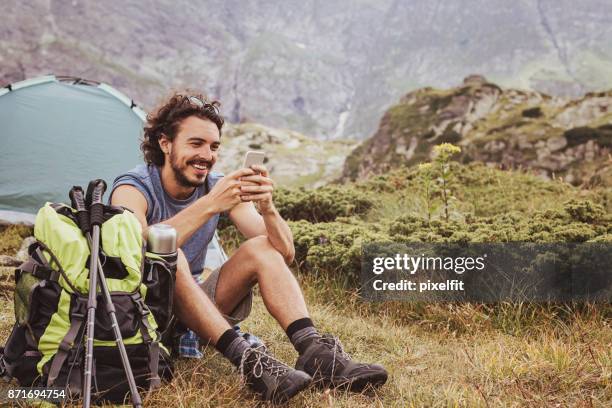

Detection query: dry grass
(0, 225), (31, 255)
(0, 272), (610, 407)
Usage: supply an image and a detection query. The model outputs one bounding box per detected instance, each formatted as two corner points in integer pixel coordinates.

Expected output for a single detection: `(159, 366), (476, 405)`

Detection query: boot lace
(317, 335), (352, 375)
(239, 345), (291, 382)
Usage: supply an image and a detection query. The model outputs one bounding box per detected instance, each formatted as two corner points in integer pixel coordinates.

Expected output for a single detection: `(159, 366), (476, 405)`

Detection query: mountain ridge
(2, 0), (612, 139)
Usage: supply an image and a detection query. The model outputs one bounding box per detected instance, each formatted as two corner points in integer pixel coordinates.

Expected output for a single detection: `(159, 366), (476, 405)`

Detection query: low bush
(290, 219), (391, 284)
(389, 199), (609, 243)
(274, 186), (374, 223)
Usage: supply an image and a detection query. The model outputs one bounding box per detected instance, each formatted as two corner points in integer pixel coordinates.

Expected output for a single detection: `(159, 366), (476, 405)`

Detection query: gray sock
(223, 336), (252, 367)
(290, 327), (320, 354)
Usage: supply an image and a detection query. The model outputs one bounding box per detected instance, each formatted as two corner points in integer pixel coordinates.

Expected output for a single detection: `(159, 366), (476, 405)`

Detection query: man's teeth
(193, 163), (208, 170)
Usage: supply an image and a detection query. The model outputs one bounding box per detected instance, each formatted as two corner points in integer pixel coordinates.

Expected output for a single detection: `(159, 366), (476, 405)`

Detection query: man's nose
(197, 145), (213, 161)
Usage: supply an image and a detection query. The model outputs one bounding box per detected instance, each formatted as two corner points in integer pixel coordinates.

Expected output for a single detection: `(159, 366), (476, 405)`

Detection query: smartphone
(243, 151), (266, 169)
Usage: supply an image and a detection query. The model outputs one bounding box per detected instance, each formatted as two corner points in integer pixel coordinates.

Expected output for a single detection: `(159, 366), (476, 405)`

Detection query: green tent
(0, 75), (146, 213)
(0, 75), (228, 268)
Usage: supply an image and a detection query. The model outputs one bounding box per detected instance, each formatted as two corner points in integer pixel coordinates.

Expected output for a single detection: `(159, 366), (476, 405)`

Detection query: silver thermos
(147, 224), (177, 255)
(145, 224), (177, 333)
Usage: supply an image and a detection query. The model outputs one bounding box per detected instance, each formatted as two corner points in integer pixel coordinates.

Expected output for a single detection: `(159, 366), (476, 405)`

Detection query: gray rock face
(216, 123), (356, 188)
(2, 0), (612, 139)
(342, 77), (612, 187)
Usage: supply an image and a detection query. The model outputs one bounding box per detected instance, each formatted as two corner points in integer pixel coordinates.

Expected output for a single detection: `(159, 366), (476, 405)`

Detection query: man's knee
(240, 235), (285, 264)
(175, 249), (193, 281)
(174, 249), (201, 299)
(176, 248), (188, 269)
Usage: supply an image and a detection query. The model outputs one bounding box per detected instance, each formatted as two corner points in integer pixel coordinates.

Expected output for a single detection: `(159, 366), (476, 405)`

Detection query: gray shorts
(196, 266), (253, 326)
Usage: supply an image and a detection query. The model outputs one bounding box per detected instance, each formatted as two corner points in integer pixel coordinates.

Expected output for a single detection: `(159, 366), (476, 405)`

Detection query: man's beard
(169, 149), (212, 188)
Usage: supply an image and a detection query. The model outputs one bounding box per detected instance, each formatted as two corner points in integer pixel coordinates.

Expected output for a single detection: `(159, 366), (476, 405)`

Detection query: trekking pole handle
(69, 186), (90, 233)
(86, 179), (107, 227)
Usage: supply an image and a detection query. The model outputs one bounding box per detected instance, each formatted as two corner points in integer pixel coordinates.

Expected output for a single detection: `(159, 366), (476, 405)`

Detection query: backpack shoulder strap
(46, 296), (87, 387)
(131, 293), (161, 390)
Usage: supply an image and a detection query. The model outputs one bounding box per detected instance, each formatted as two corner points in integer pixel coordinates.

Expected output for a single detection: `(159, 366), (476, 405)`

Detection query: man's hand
(239, 164), (275, 214)
(229, 164), (295, 264)
(203, 167), (256, 213)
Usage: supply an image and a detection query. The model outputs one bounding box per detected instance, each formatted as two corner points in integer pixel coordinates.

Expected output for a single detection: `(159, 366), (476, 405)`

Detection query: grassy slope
(0, 274), (609, 407)
(359, 162), (612, 221)
(0, 163), (610, 407)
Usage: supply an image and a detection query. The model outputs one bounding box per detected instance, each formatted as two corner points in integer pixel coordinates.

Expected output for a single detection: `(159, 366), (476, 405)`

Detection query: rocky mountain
(2, 0), (612, 139)
(342, 75), (612, 187)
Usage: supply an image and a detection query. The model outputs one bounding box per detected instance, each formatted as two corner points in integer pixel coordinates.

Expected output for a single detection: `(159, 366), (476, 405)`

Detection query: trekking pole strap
(86, 179), (107, 227)
(69, 186), (90, 233)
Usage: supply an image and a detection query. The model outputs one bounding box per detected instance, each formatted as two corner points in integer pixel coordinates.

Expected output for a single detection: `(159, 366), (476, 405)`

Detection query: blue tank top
(111, 164), (223, 276)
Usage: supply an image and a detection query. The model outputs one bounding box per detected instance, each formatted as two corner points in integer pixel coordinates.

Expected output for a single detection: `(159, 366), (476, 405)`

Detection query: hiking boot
(239, 344), (312, 403)
(295, 334), (388, 391)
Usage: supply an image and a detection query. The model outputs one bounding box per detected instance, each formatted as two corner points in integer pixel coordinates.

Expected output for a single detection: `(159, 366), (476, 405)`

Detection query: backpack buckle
(71, 297), (88, 321)
(131, 294), (150, 317)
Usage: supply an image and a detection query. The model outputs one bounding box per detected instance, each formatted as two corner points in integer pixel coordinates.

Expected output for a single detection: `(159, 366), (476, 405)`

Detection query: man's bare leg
(173, 250), (231, 343)
(213, 235), (309, 330)
(211, 236), (388, 391)
(172, 249), (312, 403)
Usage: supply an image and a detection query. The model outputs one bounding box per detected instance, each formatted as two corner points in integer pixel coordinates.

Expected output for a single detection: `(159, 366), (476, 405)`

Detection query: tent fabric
(0, 75), (144, 213)
(0, 75), (227, 270)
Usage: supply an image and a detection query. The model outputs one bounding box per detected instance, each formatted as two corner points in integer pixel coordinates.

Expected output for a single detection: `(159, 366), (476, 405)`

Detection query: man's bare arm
(229, 199), (295, 265)
(260, 205), (295, 264)
(110, 185), (150, 231)
(228, 202), (266, 238)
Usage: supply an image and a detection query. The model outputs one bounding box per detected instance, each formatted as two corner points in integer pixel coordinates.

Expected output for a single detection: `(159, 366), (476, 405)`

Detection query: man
(110, 93), (388, 403)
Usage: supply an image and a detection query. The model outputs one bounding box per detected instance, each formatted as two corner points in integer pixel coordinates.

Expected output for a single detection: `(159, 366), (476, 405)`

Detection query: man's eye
(211, 145), (220, 151)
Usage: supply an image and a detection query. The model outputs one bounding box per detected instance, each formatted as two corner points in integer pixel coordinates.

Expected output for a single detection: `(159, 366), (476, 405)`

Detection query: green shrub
(287, 198), (608, 288)
(274, 186), (374, 223)
(354, 167), (417, 193)
(563, 199), (606, 223)
(522, 107), (543, 118)
(564, 126), (612, 148)
(217, 157), (610, 289)
(387, 199), (609, 244)
(290, 220), (391, 284)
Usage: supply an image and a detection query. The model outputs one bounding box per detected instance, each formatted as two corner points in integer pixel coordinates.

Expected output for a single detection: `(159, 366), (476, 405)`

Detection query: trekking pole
(81, 180), (104, 408)
(91, 255), (143, 408)
(70, 186), (143, 408)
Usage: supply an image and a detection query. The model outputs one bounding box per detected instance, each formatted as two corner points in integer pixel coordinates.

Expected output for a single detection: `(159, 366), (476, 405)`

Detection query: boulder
(547, 136), (567, 152)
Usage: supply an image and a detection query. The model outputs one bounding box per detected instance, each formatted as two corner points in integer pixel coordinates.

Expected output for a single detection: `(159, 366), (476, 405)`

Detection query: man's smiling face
(161, 115), (221, 188)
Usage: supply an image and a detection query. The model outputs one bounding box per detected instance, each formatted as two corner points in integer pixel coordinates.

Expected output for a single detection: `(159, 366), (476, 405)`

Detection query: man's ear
(159, 133), (171, 155)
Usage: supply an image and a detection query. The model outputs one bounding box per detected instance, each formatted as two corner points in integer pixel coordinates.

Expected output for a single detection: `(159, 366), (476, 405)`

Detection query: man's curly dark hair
(141, 92), (224, 166)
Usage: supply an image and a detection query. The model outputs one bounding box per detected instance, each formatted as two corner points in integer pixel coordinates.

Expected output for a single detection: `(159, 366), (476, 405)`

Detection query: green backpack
(1, 201), (176, 402)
